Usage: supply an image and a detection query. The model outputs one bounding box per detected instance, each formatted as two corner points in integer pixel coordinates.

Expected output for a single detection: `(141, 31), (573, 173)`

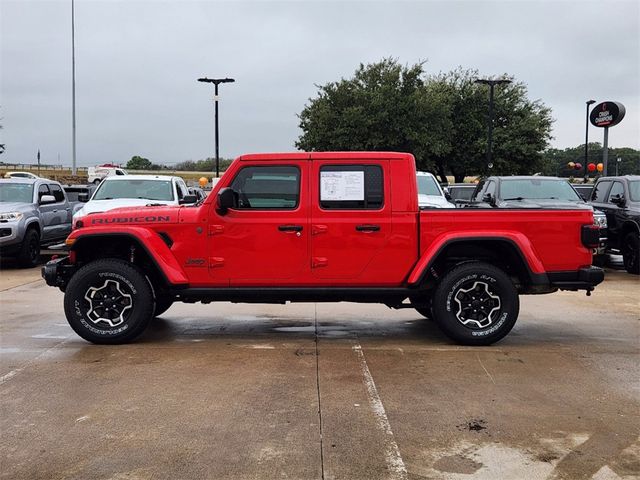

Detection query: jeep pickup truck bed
(43, 152), (604, 345)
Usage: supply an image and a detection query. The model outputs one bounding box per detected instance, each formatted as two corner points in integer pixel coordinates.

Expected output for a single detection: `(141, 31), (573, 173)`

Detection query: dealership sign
(590, 101), (625, 128)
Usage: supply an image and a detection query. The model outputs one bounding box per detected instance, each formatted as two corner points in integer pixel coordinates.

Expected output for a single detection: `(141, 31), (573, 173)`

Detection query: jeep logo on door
(590, 101), (626, 128)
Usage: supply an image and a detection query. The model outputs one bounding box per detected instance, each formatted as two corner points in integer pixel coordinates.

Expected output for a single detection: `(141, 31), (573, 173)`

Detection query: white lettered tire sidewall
(63, 259), (155, 344)
(433, 263), (519, 345)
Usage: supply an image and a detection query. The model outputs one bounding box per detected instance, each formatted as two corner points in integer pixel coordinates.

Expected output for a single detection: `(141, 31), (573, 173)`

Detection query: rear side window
(607, 182), (624, 203)
(591, 181), (612, 202)
(319, 165), (383, 210)
(49, 184), (65, 202)
(230, 165), (300, 209)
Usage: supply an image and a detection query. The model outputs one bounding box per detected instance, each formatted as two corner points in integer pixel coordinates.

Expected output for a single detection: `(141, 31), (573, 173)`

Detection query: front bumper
(548, 266), (605, 292)
(41, 257), (76, 291)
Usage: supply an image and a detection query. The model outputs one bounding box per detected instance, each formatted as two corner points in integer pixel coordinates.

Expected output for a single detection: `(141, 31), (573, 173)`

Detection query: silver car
(0, 178), (72, 266)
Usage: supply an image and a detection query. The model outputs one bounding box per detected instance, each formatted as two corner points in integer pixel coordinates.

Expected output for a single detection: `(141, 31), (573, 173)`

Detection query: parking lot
(0, 262), (638, 480)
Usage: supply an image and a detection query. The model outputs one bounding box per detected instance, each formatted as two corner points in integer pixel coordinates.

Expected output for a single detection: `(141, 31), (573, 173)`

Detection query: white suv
(73, 175), (194, 221)
(416, 172), (455, 208)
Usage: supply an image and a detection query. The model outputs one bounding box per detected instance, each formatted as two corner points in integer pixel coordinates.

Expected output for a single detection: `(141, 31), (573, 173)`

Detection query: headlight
(593, 213), (608, 228)
(0, 212), (23, 222)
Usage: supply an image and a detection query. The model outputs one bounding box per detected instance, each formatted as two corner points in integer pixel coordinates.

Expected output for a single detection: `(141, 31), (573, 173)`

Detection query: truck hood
(498, 199), (593, 210)
(418, 194), (455, 208)
(74, 199), (175, 219)
(77, 204), (181, 227)
(0, 202), (34, 213)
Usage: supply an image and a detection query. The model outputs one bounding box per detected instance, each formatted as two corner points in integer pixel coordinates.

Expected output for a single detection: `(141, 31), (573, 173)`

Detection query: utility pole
(71, 0), (77, 175)
(475, 78), (512, 172)
(197, 77), (235, 178)
(584, 100), (596, 181)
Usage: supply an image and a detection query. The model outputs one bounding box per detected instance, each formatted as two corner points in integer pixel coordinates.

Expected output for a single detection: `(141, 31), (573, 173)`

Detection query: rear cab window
(319, 165), (383, 210)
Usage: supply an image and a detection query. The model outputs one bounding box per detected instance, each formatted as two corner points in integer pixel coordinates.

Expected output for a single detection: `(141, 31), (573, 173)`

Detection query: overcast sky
(1, 0), (638, 167)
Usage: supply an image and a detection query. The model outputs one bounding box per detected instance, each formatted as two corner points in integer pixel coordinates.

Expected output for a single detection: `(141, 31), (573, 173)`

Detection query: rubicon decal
(91, 215), (171, 224)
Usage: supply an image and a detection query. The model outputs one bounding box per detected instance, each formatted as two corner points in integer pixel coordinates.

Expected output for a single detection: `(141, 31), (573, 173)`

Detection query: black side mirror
(217, 187), (238, 214)
(78, 193), (89, 202)
(611, 195), (625, 207)
(482, 193), (493, 203)
(444, 190), (452, 201)
(179, 194), (197, 205)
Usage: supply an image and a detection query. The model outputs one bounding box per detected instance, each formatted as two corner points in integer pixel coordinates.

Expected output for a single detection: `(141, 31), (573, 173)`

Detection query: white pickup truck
(87, 165), (128, 184)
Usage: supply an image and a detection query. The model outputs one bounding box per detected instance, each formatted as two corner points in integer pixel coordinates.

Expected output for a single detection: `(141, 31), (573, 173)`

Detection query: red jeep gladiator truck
(42, 152), (604, 345)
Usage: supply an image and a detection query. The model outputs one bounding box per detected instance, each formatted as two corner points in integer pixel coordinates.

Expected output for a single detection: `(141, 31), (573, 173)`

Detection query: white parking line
(352, 344), (408, 480)
(0, 337), (70, 387)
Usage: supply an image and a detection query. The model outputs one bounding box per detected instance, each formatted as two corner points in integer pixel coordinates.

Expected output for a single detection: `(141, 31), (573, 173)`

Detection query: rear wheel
(432, 262), (519, 345)
(18, 228), (40, 267)
(63, 259), (154, 344)
(622, 232), (639, 274)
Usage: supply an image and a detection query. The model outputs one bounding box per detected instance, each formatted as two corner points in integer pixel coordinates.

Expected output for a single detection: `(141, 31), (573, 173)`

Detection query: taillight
(581, 224), (600, 249)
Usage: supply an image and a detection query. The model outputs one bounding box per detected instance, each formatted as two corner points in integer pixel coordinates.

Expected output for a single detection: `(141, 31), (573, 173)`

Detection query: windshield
(0, 183), (34, 203)
(629, 181), (640, 202)
(93, 179), (174, 201)
(500, 179), (582, 201)
(417, 175), (441, 196)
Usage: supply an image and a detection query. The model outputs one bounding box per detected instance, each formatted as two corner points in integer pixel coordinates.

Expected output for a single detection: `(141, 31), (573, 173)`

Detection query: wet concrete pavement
(0, 266), (638, 479)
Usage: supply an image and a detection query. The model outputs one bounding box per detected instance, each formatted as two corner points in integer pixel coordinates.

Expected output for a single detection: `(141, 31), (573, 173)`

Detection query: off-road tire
(18, 228), (40, 267)
(622, 232), (639, 275)
(63, 259), (154, 344)
(153, 297), (174, 317)
(432, 262), (519, 346)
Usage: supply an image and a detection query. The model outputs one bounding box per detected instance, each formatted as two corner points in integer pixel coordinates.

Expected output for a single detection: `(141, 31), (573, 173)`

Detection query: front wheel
(622, 232), (639, 275)
(153, 297), (174, 317)
(18, 228), (40, 267)
(432, 262), (519, 345)
(63, 259), (154, 344)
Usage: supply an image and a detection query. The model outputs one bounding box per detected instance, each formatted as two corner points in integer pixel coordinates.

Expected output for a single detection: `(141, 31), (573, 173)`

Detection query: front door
(208, 163), (309, 286)
(310, 160), (392, 284)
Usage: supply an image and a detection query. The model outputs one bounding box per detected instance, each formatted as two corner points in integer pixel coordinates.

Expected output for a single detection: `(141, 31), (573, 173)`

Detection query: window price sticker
(320, 171), (364, 201)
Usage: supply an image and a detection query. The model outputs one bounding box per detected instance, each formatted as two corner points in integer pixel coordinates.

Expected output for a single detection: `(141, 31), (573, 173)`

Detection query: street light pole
(475, 78), (511, 172)
(198, 77), (235, 178)
(71, 0), (77, 175)
(584, 99), (596, 181)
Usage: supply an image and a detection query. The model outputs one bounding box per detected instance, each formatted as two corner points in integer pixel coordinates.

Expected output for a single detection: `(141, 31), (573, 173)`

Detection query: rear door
(310, 159), (392, 284)
(47, 184), (72, 239)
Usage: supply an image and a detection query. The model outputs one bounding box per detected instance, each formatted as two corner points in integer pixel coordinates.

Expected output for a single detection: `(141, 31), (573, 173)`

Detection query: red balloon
(574, 163), (582, 170)
(587, 163), (596, 172)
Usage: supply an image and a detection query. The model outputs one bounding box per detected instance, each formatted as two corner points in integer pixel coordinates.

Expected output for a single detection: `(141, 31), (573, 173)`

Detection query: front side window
(93, 179), (174, 201)
(230, 165), (300, 209)
(38, 184), (50, 200)
(319, 165), (383, 210)
(591, 181), (612, 203)
(607, 182), (624, 203)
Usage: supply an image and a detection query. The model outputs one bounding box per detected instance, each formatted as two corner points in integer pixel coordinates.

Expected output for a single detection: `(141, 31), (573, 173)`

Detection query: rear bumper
(548, 266), (605, 291)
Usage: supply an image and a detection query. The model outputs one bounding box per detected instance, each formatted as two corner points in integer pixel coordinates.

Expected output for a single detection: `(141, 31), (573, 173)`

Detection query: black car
(464, 176), (608, 255)
(589, 176), (640, 274)
(63, 184), (97, 215)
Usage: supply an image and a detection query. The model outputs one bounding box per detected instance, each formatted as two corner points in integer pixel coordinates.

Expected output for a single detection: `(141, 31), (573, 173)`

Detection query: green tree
(296, 58), (450, 174)
(296, 61), (554, 183)
(126, 155), (153, 170)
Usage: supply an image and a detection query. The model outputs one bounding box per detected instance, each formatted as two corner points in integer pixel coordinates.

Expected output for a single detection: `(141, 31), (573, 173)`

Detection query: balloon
(199, 176), (208, 187)
(597, 163), (604, 172)
(574, 163), (582, 170)
(587, 163), (596, 172)
(568, 162), (575, 168)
